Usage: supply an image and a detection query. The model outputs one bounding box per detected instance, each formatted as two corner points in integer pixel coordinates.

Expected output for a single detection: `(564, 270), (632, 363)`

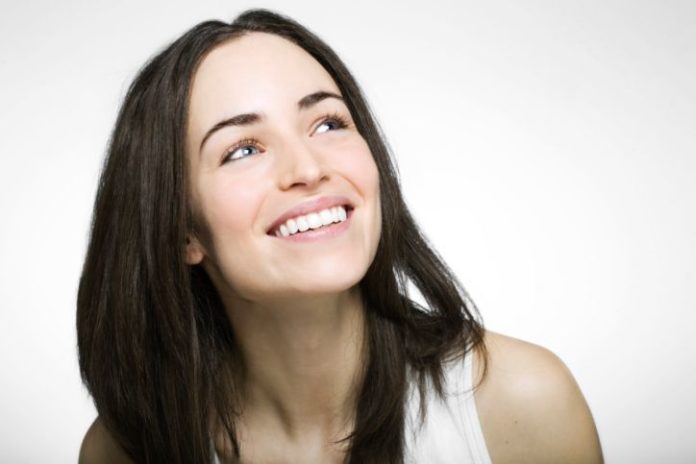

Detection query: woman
(78, 9), (602, 464)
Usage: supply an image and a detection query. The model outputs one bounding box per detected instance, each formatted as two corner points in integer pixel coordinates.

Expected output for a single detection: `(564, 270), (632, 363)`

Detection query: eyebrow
(198, 90), (344, 152)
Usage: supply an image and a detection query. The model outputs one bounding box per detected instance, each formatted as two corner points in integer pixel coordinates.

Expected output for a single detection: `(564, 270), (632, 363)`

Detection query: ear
(184, 235), (206, 265)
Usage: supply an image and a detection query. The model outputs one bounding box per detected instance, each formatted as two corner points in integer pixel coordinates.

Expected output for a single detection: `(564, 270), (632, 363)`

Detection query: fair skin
(185, 32), (381, 463)
(80, 33), (603, 463)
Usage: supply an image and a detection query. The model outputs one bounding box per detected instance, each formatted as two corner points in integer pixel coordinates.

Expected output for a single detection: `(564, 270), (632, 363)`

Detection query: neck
(223, 287), (367, 441)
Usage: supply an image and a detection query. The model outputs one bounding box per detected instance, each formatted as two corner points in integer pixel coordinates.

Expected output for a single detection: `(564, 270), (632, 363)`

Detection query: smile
(273, 206), (348, 237)
(267, 195), (355, 241)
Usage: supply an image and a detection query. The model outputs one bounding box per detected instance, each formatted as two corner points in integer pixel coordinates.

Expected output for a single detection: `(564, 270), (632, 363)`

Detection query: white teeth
(287, 218), (299, 234)
(319, 209), (333, 226)
(307, 213), (322, 229)
(274, 205), (349, 237)
(297, 216), (309, 232)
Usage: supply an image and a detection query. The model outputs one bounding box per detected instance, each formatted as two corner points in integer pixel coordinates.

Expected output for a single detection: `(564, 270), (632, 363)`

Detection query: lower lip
(272, 210), (353, 243)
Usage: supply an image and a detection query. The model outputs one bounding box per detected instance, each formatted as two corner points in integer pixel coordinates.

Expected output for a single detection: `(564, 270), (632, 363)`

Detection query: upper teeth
(276, 206), (348, 237)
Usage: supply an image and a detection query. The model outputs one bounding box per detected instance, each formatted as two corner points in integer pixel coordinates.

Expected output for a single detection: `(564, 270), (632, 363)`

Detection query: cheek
(199, 175), (264, 250)
(334, 138), (380, 198)
(334, 139), (382, 245)
(195, 174), (271, 298)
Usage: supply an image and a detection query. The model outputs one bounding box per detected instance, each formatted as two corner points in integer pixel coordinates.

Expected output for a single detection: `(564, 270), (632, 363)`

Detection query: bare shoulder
(471, 331), (603, 464)
(79, 417), (134, 464)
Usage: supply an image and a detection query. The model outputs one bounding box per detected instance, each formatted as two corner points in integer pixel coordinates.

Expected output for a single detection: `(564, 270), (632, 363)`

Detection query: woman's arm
(79, 417), (134, 464)
(474, 331), (604, 463)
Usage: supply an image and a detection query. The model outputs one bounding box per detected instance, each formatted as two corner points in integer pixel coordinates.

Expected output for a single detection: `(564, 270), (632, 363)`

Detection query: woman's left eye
(314, 114), (349, 134)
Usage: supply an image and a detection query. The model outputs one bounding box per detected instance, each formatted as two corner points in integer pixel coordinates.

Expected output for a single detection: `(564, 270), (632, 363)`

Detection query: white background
(1, 1), (694, 462)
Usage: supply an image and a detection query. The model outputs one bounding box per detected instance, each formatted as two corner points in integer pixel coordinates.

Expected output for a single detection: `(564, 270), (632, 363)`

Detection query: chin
(283, 265), (367, 297)
(294, 277), (362, 297)
(212, 241), (379, 303)
(242, 259), (369, 302)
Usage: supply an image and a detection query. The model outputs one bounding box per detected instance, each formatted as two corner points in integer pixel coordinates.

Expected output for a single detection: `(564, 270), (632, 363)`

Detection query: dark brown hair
(77, 9), (487, 463)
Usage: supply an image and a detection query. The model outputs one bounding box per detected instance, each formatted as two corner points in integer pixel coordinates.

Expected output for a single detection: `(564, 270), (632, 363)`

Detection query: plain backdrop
(1, 1), (694, 462)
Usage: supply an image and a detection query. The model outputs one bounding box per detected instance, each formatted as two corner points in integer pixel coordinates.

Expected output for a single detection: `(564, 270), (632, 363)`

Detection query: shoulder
(471, 331), (603, 464)
(79, 417), (134, 464)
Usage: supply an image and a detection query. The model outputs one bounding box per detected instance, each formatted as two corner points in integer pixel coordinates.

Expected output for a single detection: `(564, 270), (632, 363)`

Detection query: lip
(266, 195), (354, 235)
(275, 210), (353, 242)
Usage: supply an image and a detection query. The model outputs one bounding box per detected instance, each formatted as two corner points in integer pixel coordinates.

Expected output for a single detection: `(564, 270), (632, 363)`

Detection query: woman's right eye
(222, 138), (263, 164)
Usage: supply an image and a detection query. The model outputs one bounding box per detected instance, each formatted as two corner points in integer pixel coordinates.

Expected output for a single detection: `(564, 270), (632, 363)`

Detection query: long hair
(77, 9), (487, 463)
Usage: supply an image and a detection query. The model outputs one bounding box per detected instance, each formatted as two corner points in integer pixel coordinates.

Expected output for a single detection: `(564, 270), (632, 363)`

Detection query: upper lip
(266, 195), (353, 234)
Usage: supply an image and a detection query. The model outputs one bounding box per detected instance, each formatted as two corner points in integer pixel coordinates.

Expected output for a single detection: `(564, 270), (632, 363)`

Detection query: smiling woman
(185, 36), (381, 302)
(77, 9), (603, 464)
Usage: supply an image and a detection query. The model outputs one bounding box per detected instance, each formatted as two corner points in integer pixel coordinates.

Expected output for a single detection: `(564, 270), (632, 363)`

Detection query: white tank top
(213, 349), (492, 463)
(404, 349), (492, 463)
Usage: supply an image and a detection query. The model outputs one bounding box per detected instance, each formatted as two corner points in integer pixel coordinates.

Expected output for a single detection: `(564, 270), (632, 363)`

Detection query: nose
(277, 138), (329, 191)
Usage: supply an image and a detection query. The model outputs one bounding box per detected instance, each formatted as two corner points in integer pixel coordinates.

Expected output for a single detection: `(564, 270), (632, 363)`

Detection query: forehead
(188, 32), (340, 127)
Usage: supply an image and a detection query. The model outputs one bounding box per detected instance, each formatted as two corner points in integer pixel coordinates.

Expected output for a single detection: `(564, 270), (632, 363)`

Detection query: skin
(79, 32), (603, 463)
(474, 332), (604, 463)
(185, 32), (381, 463)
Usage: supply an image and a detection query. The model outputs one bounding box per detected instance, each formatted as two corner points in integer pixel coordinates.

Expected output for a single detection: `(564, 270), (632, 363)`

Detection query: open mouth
(269, 205), (354, 238)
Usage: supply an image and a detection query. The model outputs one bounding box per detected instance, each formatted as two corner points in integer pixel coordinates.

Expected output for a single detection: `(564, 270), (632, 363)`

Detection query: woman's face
(186, 32), (381, 303)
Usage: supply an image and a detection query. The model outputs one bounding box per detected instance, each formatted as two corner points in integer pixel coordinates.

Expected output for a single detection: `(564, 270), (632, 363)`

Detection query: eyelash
(315, 111), (350, 133)
(221, 112), (351, 164)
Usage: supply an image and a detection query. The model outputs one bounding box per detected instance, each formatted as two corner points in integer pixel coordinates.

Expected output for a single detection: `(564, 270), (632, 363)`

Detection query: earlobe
(184, 236), (206, 265)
